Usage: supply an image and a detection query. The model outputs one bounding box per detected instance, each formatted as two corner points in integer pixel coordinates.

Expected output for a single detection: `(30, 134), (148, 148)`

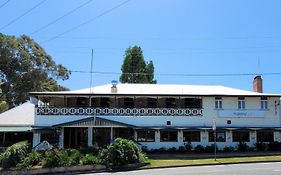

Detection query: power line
(42, 0), (132, 44)
(30, 0), (94, 35)
(68, 70), (281, 77)
(0, 0), (11, 10)
(0, 0), (46, 31)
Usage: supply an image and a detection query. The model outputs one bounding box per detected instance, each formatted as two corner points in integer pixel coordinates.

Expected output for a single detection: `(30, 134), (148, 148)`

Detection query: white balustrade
(36, 107), (203, 116)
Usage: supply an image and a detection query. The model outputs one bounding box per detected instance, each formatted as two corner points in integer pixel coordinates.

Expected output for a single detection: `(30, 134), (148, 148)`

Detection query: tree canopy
(120, 46), (156, 84)
(0, 33), (69, 110)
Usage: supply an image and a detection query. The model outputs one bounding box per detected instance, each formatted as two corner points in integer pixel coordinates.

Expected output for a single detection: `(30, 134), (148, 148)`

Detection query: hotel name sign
(218, 110), (266, 118)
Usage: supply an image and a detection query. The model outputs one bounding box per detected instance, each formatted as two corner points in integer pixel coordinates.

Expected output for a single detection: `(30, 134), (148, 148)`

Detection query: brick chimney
(253, 76), (263, 93)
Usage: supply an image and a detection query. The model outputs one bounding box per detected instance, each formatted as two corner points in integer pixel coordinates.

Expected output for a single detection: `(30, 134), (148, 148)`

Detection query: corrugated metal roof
(0, 102), (34, 126)
(29, 83), (281, 97)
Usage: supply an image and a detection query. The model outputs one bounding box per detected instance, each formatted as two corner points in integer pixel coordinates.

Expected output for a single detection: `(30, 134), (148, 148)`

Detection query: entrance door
(93, 128), (111, 147)
(64, 127), (88, 148)
(114, 128), (134, 140)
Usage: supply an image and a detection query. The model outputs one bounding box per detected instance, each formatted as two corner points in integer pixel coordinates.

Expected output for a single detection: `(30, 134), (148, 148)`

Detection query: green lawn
(147, 155), (281, 168)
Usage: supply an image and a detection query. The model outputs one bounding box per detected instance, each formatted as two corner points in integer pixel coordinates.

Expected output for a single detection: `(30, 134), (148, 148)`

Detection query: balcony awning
(0, 126), (32, 132)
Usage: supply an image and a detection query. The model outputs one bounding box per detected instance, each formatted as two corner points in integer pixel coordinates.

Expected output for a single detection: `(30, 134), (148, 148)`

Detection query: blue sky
(1, 0), (281, 93)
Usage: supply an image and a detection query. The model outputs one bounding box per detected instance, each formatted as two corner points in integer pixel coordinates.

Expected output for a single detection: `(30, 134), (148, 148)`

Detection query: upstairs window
(184, 98), (202, 108)
(238, 97), (245, 109)
(260, 97), (268, 110)
(215, 97), (222, 109)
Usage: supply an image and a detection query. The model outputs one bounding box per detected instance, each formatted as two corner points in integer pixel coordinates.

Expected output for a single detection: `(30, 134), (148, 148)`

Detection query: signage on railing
(218, 110), (266, 118)
(36, 107), (203, 116)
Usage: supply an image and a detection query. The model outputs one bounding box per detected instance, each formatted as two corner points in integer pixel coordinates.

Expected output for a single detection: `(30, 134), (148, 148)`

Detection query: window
(160, 130), (178, 142)
(137, 130), (155, 142)
(183, 131), (201, 142)
(184, 98), (202, 108)
(209, 131), (226, 142)
(166, 98), (176, 108)
(260, 97), (268, 110)
(257, 131), (274, 142)
(215, 97), (222, 109)
(238, 97), (245, 109)
(232, 131), (250, 142)
(147, 98), (157, 108)
(124, 98), (134, 108)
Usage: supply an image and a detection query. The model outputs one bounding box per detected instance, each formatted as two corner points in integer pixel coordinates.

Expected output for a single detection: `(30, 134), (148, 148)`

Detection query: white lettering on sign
(218, 110), (266, 118)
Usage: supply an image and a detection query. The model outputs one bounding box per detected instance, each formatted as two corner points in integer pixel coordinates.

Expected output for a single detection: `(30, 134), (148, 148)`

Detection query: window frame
(137, 129), (155, 142)
(257, 131), (274, 142)
(183, 130), (201, 142)
(232, 131), (250, 142)
(209, 130), (226, 142)
(260, 97), (268, 110)
(238, 97), (245, 109)
(160, 130), (178, 142)
(215, 97), (222, 109)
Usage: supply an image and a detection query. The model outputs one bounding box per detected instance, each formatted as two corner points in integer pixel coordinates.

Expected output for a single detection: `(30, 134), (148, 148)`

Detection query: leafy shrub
(141, 146), (148, 152)
(268, 142), (281, 151)
(178, 146), (186, 153)
(139, 152), (148, 163)
(223, 146), (235, 152)
(205, 144), (218, 153)
(1, 141), (29, 169)
(193, 145), (205, 153)
(81, 154), (100, 165)
(184, 142), (192, 152)
(255, 142), (268, 151)
(167, 147), (177, 153)
(79, 146), (100, 155)
(57, 149), (75, 166)
(99, 138), (143, 167)
(237, 142), (250, 152)
(158, 147), (167, 153)
(42, 149), (60, 168)
(69, 149), (81, 165)
(17, 151), (42, 168)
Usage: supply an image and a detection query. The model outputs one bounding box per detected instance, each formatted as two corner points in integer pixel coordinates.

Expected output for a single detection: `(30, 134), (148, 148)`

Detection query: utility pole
(212, 118), (217, 161)
(89, 49), (94, 107)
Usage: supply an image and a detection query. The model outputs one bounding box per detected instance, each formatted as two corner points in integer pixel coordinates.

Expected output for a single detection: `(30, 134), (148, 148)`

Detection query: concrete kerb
(0, 165), (106, 175)
(0, 163), (150, 175)
(140, 160), (281, 171)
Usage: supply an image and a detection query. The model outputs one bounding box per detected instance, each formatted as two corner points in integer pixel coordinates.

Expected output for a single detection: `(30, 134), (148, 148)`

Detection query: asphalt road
(81, 162), (281, 175)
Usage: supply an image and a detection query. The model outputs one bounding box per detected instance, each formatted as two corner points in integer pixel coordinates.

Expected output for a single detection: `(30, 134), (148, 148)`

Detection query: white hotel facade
(26, 76), (281, 150)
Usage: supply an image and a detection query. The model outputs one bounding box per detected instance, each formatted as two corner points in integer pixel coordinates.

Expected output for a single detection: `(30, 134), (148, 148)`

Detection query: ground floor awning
(0, 126), (32, 132)
(52, 116), (136, 128)
(135, 126), (281, 131)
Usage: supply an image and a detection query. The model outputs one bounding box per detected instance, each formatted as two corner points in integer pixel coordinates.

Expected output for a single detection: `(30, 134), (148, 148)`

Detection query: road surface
(80, 162), (281, 175)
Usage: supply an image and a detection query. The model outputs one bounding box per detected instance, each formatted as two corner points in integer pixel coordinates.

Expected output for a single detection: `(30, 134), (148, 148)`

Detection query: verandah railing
(36, 107), (203, 116)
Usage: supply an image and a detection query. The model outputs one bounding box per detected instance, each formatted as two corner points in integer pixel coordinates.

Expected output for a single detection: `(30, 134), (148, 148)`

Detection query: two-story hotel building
(28, 76), (281, 150)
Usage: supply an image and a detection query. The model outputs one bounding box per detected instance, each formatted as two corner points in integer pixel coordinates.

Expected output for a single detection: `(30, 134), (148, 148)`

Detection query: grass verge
(146, 155), (281, 168)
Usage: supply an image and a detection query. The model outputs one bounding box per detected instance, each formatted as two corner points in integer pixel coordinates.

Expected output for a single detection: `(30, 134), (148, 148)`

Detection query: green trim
(0, 126), (32, 132)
